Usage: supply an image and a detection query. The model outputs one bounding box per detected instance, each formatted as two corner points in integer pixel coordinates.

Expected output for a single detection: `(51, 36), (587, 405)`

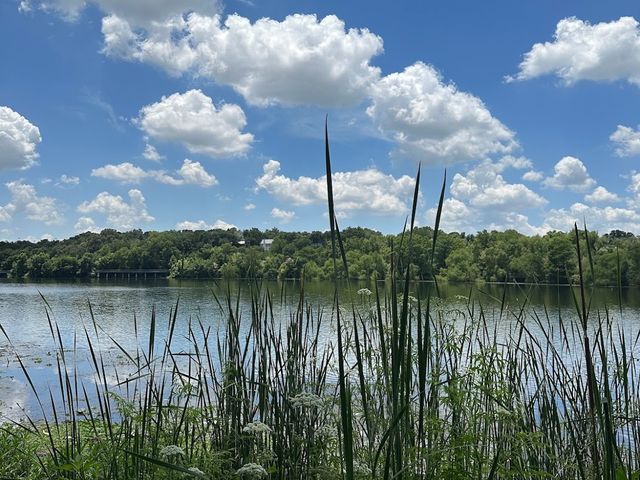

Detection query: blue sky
(2, 0), (640, 240)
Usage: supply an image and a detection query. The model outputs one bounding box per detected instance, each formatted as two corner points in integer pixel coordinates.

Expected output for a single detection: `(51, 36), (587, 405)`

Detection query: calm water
(1, 279), (639, 420)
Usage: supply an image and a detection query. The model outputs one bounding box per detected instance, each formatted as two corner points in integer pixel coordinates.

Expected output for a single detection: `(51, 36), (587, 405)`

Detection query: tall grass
(1, 126), (640, 478)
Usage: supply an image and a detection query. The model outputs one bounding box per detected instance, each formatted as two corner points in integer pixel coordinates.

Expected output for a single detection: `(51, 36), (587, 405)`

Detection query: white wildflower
(354, 459), (372, 475)
(236, 462), (268, 478)
(186, 466), (205, 477)
(289, 392), (324, 409)
(242, 421), (272, 435)
(160, 444), (185, 457)
(357, 288), (372, 296)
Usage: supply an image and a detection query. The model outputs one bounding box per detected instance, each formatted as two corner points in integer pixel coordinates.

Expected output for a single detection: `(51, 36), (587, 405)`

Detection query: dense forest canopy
(2, 227), (640, 286)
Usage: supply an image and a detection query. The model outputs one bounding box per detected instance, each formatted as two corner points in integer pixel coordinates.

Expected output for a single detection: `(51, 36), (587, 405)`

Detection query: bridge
(95, 269), (169, 279)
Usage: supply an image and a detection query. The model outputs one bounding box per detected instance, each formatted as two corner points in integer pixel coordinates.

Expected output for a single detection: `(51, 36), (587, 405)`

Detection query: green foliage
(27, 251), (51, 278)
(444, 245), (478, 282)
(10, 251), (29, 278)
(2, 224), (640, 285)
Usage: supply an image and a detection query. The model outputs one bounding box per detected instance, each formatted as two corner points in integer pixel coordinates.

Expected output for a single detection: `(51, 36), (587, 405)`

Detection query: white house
(260, 239), (274, 251)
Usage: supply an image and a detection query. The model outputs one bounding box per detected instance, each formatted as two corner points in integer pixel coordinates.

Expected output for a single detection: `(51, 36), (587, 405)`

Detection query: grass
(0, 125), (639, 478)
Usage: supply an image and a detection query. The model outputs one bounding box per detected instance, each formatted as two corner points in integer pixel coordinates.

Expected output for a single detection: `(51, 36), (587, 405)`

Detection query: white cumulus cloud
(176, 159), (217, 186)
(450, 159), (546, 209)
(543, 156), (596, 192)
(92, 162), (148, 183)
(57, 174), (80, 186)
(367, 62), (516, 163)
(427, 198), (472, 233)
(18, 1), (32, 13)
(426, 157), (547, 235)
(74, 216), (100, 233)
(543, 203), (640, 233)
(510, 16), (640, 86)
(255, 159), (416, 217)
(522, 170), (544, 182)
(0, 181), (63, 225)
(627, 172), (640, 209)
(137, 90), (253, 157)
(584, 186), (620, 205)
(540, 173), (640, 233)
(142, 143), (164, 162)
(102, 13), (383, 107)
(92, 159), (217, 187)
(175, 218), (236, 230)
(271, 207), (295, 224)
(0, 106), (42, 170)
(77, 189), (154, 230)
(610, 125), (640, 157)
(0, 206), (11, 223)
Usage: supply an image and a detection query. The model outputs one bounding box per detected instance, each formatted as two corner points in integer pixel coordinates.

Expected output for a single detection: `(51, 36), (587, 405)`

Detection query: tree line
(2, 227), (640, 286)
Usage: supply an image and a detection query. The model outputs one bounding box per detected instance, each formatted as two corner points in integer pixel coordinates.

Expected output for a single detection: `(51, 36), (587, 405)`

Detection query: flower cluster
(160, 445), (185, 458)
(242, 421), (272, 435)
(236, 462), (268, 479)
(186, 466), (205, 477)
(354, 459), (372, 475)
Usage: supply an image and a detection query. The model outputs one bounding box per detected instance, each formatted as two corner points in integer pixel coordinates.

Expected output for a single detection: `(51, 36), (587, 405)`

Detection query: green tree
(27, 252), (51, 278)
(219, 261), (239, 279)
(445, 246), (479, 282)
(543, 232), (576, 284)
(593, 248), (627, 286)
(78, 253), (95, 277)
(48, 255), (79, 277)
(11, 252), (28, 279)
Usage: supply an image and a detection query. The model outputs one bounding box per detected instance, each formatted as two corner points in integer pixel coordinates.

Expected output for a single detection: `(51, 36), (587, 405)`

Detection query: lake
(1, 278), (639, 421)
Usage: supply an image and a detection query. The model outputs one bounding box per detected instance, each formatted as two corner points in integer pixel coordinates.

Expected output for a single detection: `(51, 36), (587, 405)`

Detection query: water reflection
(1, 278), (639, 420)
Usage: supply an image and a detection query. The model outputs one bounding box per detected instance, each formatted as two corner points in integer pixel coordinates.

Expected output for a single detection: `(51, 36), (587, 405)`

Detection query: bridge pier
(96, 269), (169, 279)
